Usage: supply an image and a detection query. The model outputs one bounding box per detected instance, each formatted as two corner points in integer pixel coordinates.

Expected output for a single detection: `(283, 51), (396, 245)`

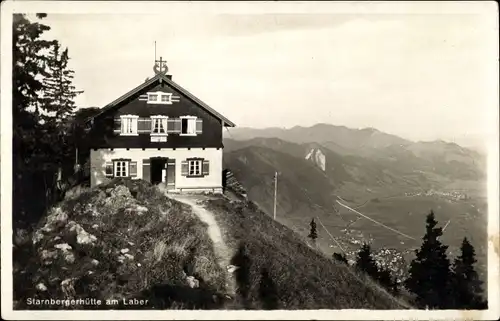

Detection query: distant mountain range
(224, 123), (486, 157)
(223, 124), (486, 200)
(221, 123), (488, 277)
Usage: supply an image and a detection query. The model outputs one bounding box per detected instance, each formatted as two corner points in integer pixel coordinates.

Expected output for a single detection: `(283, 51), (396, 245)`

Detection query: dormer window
(161, 94), (171, 103)
(147, 91), (173, 104)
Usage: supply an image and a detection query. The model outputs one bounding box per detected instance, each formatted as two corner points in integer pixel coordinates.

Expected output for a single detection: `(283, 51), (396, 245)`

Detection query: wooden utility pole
(273, 171), (278, 220)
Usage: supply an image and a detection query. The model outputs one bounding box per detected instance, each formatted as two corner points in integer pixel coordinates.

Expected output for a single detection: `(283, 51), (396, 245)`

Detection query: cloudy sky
(35, 2), (497, 146)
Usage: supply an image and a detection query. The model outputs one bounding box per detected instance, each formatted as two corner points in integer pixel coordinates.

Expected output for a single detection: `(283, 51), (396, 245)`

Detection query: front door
(150, 157), (168, 185)
(166, 158), (176, 190)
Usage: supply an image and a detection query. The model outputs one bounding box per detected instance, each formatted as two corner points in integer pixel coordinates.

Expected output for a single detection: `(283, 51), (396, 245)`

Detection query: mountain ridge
(224, 123), (486, 155)
(222, 132), (487, 281)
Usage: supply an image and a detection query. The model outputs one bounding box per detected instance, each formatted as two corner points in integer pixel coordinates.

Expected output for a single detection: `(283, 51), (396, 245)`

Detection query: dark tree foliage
(355, 243), (399, 294)
(450, 237), (487, 309)
(405, 210), (452, 309)
(355, 243), (379, 278)
(12, 13), (83, 229)
(376, 267), (398, 295)
(308, 218), (318, 245)
(333, 252), (349, 265)
(41, 41), (83, 123)
(258, 267), (279, 310)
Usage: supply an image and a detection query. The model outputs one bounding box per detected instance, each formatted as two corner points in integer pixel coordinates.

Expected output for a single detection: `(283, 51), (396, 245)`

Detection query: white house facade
(85, 57), (235, 193)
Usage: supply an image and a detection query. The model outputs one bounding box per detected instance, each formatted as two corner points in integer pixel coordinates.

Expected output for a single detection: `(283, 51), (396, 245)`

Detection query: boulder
(67, 221), (97, 245)
(186, 276), (199, 289)
(36, 283), (48, 292)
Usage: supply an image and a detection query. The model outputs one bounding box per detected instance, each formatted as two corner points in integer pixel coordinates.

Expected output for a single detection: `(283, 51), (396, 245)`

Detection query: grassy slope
(222, 139), (488, 289)
(203, 196), (411, 309)
(13, 179), (410, 310)
(14, 179), (226, 310)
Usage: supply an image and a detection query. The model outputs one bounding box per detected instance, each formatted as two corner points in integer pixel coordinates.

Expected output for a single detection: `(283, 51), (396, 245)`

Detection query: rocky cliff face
(305, 148), (326, 171)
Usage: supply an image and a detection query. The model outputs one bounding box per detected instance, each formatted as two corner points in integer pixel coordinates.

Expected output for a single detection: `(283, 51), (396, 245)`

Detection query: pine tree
(41, 42), (83, 123)
(13, 14), (58, 227)
(12, 14), (82, 228)
(13, 14), (56, 168)
(377, 266), (398, 294)
(333, 252), (348, 265)
(405, 210), (452, 309)
(450, 237), (487, 309)
(308, 218), (318, 246)
(355, 243), (379, 278)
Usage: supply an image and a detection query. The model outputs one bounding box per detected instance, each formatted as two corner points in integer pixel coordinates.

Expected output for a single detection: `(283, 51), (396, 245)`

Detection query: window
(180, 116), (197, 135)
(188, 159), (202, 176)
(151, 116), (168, 135)
(114, 160), (129, 177)
(147, 91), (173, 104)
(120, 115), (138, 135)
(182, 159), (209, 177)
(161, 94), (171, 103)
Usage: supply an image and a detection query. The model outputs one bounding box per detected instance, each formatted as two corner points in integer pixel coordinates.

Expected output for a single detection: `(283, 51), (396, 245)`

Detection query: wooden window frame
(148, 93), (158, 102)
(161, 93), (172, 103)
(119, 115), (139, 136)
(187, 158), (203, 177)
(114, 160), (129, 177)
(150, 115), (168, 136)
(179, 116), (198, 136)
(147, 91), (173, 105)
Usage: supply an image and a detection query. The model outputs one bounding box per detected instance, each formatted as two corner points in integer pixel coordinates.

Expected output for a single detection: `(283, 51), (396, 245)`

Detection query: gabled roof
(86, 73), (235, 127)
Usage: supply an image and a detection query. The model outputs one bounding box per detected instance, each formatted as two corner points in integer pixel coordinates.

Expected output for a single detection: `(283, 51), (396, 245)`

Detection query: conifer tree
(13, 13), (58, 226)
(12, 13), (83, 227)
(355, 243), (379, 278)
(41, 41), (83, 123)
(377, 267), (398, 294)
(308, 218), (318, 246)
(450, 237), (487, 309)
(333, 252), (349, 265)
(405, 210), (452, 309)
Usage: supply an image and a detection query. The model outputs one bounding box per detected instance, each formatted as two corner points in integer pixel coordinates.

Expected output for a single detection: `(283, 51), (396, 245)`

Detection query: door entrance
(150, 157), (168, 185)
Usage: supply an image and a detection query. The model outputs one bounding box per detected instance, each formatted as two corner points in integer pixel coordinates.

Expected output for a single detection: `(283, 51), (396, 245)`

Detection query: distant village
(405, 189), (469, 201)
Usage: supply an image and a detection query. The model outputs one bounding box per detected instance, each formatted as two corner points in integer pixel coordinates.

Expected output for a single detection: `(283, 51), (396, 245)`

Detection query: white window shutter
(151, 118), (157, 133)
(161, 117), (168, 133)
(188, 118), (196, 134)
(132, 118), (138, 134)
